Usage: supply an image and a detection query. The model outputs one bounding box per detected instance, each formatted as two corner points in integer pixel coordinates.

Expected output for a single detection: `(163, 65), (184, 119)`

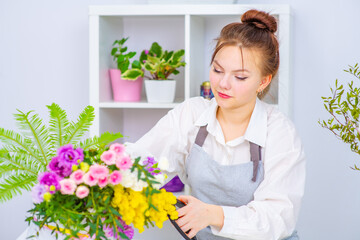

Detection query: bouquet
(0, 104), (178, 239)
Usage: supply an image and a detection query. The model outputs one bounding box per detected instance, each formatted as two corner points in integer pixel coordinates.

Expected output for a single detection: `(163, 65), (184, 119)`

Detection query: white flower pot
(145, 80), (176, 103)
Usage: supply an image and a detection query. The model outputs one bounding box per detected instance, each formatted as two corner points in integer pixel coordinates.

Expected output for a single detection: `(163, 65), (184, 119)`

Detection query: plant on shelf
(319, 63), (360, 170)
(111, 37), (143, 80)
(0, 104), (178, 240)
(139, 42), (186, 103)
(139, 42), (185, 80)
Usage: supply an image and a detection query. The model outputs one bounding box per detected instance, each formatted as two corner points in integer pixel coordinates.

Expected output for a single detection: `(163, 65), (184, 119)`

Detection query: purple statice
(38, 172), (61, 193)
(143, 156), (161, 176)
(48, 156), (72, 178)
(103, 217), (134, 239)
(57, 144), (84, 166)
(31, 184), (47, 203)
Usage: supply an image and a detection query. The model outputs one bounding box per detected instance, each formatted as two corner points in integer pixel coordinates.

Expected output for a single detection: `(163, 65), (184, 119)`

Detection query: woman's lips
(218, 92), (231, 99)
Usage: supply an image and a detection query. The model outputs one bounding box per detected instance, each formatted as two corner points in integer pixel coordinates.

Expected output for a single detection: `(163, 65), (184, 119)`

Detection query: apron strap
(195, 125), (208, 147)
(249, 142), (262, 182)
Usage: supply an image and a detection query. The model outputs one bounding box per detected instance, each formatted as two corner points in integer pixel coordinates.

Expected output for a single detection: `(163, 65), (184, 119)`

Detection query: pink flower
(70, 170), (85, 184)
(83, 172), (98, 186)
(109, 143), (126, 155)
(89, 164), (109, 179)
(109, 171), (122, 185)
(144, 50), (149, 55)
(98, 177), (108, 188)
(116, 155), (132, 171)
(76, 185), (89, 199)
(59, 179), (76, 195)
(100, 150), (117, 165)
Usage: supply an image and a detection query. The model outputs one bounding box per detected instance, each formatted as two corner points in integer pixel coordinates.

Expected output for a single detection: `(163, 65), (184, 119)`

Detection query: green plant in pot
(139, 42), (186, 103)
(319, 63), (360, 170)
(109, 37), (144, 102)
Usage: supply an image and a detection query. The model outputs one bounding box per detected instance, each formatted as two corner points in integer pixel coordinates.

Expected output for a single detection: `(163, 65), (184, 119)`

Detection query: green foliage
(319, 63), (360, 170)
(140, 42), (186, 80)
(111, 37), (144, 81)
(0, 104), (123, 203)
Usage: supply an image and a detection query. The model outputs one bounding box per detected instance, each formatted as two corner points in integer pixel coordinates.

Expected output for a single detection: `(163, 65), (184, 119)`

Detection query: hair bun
(241, 9), (277, 33)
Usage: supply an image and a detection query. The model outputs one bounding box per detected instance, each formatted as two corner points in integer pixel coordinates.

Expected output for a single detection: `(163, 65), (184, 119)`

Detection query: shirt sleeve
(211, 119), (306, 240)
(125, 99), (196, 185)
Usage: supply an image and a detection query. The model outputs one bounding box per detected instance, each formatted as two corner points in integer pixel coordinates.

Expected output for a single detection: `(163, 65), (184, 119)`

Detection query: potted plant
(109, 37), (144, 102)
(139, 42), (186, 103)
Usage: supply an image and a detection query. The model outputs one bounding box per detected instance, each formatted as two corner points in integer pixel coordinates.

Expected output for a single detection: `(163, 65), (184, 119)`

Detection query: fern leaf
(0, 147), (45, 175)
(47, 103), (70, 151)
(0, 174), (37, 203)
(14, 110), (51, 165)
(0, 128), (45, 165)
(64, 106), (95, 145)
(79, 132), (123, 149)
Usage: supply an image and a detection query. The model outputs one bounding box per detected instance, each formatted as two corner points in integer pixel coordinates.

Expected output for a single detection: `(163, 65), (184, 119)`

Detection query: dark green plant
(319, 63), (360, 169)
(139, 42), (186, 80)
(0, 104), (122, 203)
(111, 37), (144, 80)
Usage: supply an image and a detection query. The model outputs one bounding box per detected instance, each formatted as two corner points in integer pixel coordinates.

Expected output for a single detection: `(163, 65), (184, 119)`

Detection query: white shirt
(127, 97), (306, 240)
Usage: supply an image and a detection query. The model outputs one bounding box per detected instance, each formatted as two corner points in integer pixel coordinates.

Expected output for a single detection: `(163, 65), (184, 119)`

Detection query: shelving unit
(89, 4), (291, 142)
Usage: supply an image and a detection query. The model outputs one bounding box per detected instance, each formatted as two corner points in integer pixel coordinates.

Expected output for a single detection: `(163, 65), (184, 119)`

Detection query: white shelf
(89, 4), (291, 139)
(99, 99), (182, 109)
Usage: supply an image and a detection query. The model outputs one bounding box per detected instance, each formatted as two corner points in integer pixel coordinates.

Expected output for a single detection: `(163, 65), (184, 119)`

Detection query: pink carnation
(109, 143), (126, 155)
(59, 179), (77, 195)
(109, 171), (122, 185)
(98, 177), (108, 188)
(70, 170), (85, 184)
(76, 185), (89, 199)
(100, 150), (117, 165)
(116, 155), (132, 171)
(83, 172), (98, 186)
(89, 164), (109, 179)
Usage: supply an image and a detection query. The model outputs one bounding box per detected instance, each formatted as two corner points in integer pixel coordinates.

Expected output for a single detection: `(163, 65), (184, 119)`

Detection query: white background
(1, 0), (360, 239)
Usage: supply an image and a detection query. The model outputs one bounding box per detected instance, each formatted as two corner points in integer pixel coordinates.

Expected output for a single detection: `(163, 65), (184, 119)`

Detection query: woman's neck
(216, 99), (256, 142)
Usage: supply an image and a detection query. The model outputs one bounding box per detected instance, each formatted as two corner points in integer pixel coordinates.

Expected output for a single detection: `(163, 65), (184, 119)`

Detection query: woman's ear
(257, 74), (272, 93)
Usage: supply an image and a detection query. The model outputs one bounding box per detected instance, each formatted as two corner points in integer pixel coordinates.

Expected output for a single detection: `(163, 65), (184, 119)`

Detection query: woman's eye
(213, 67), (221, 73)
(235, 76), (248, 80)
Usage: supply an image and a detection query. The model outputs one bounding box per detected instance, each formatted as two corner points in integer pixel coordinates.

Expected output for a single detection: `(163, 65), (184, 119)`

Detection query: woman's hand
(175, 195), (224, 238)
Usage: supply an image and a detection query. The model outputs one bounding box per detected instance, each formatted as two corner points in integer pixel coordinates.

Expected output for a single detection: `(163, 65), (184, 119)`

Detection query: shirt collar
(195, 98), (267, 147)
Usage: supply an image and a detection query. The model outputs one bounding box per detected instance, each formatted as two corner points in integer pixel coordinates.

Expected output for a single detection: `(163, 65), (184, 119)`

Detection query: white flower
(158, 157), (169, 171)
(120, 170), (137, 188)
(132, 180), (148, 192)
(153, 174), (166, 189)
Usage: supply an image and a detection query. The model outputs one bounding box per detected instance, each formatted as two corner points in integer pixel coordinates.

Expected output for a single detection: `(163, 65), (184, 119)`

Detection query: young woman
(129, 9), (305, 240)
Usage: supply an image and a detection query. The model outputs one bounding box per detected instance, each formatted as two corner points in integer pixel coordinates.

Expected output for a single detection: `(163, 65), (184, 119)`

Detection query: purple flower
(38, 172), (61, 193)
(48, 156), (72, 178)
(144, 50), (149, 55)
(143, 156), (161, 176)
(57, 144), (84, 166)
(104, 217), (134, 239)
(31, 184), (47, 203)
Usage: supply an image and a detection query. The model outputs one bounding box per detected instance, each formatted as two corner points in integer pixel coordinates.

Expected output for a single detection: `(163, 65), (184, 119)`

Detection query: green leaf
(47, 103), (70, 151)
(64, 106), (95, 145)
(132, 60), (141, 69)
(119, 37), (128, 45)
(139, 50), (148, 64)
(173, 49), (185, 61)
(111, 48), (117, 56)
(128, 51), (136, 59)
(119, 59), (130, 73)
(150, 42), (162, 57)
(116, 55), (125, 64)
(121, 69), (144, 80)
(0, 174), (37, 203)
(120, 46), (128, 53)
(79, 132), (123, 150)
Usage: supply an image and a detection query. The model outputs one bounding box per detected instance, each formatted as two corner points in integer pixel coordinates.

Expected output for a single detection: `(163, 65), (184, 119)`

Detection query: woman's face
(209, 45), (269, 111)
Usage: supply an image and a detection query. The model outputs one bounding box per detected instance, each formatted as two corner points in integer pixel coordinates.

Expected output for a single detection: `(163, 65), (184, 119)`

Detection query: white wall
(1, 0), (360, 239)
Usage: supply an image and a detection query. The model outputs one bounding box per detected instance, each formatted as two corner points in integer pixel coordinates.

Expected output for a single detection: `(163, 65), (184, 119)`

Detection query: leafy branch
(319, 63), (360, 169)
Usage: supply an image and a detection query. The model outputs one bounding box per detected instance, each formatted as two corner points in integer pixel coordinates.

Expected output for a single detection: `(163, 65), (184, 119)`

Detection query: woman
(129, 9), (305, 240)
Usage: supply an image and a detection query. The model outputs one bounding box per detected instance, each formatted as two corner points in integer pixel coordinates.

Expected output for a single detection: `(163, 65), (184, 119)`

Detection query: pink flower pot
(109, 69), (143, 102)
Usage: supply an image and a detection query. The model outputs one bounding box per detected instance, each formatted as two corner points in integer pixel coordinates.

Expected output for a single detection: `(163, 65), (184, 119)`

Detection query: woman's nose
(219, 74), (231, 90)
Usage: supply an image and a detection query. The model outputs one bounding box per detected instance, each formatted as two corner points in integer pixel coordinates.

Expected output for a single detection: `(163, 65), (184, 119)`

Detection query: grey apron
(185, 126), (299, 240)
